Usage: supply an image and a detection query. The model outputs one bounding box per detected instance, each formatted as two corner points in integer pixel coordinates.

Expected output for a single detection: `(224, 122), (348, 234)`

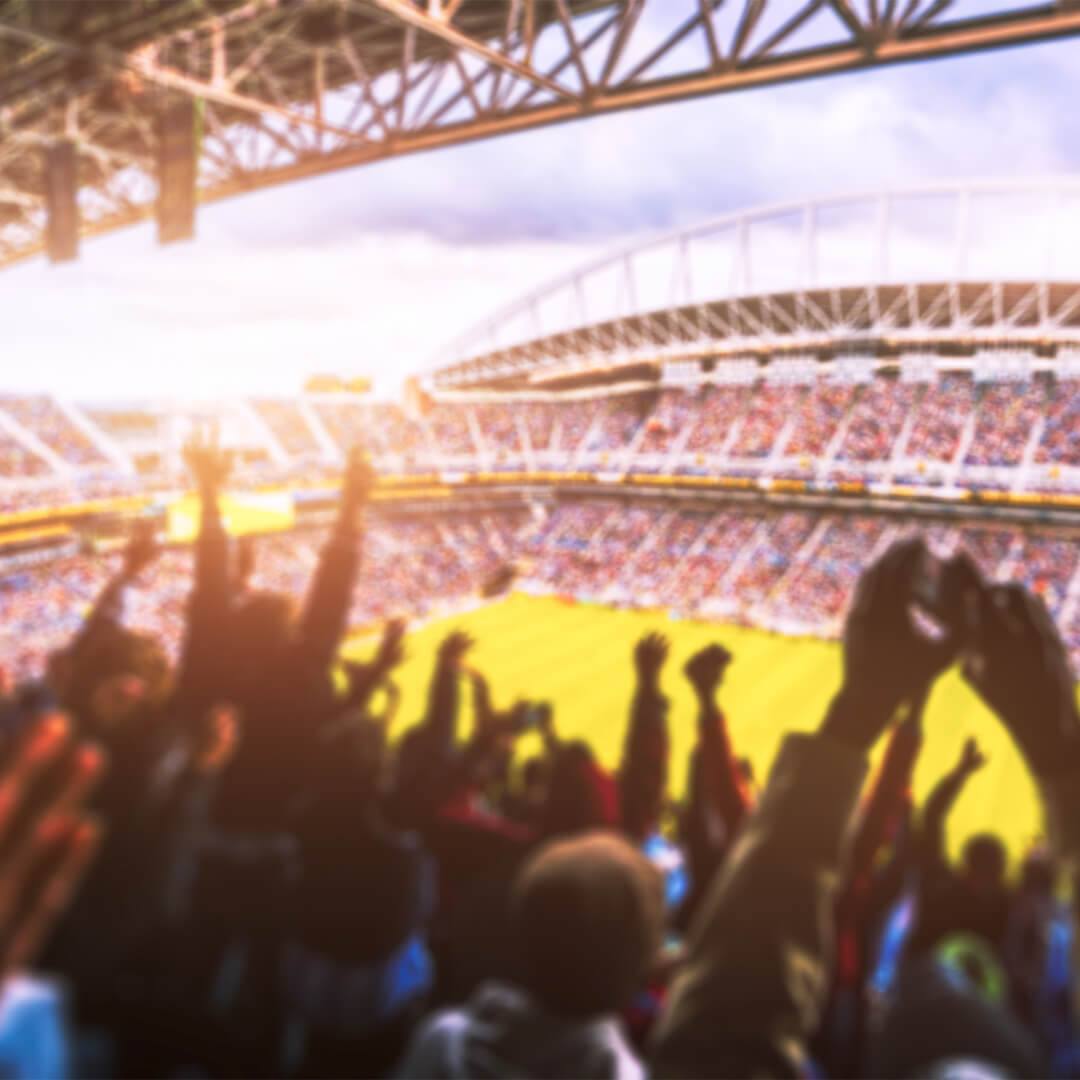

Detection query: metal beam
(4, 2), (1080, 269)
(0, 18), (359, 141)
(361, 0), (576, 100)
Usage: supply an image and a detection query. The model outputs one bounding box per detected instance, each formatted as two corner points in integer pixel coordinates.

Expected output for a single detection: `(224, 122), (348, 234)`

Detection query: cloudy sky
(3, 7), (1080, 402)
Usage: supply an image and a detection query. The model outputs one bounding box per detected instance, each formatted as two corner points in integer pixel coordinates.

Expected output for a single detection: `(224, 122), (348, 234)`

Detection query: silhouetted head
(1018, 844), (1054, 895)
(228, 590), (298, 693)
(511, 831), (663, 1018)
(542, 740), (620, 838)
(56, 624), (171, 735)
(963, 833), (1007, 894)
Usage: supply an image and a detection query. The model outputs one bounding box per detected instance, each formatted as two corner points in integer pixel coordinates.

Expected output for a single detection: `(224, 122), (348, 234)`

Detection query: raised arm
(422, 630), (473, 754)
(685, 643), (752, 845)
(619, 631), (671, 844)
(341, 617), (406, 719)
(652, 538), (966, 1078)
(65, 520), (160, 666)
(917, 735), (986, 874)
(293, 448), (371, 679)
(850, 704), (924, 883)
(172, 431), (232, 711)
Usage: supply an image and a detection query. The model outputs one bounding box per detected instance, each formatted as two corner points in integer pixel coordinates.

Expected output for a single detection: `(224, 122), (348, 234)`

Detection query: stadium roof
(2, 1), (1080, 267)
(428, 177), (1080, 390)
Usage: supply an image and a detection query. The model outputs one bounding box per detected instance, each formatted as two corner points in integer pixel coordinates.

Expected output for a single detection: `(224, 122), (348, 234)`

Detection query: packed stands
(473, 403), (523, 457)
(253, 399), (321, 457)
(584, 394), (649, 454)
(683, 385), (748, 456)
(837, 379), (919, 466)
(1037, 377), (1080, 465)
(555, 399), (602, 455)
(784, 383), (853, 458)
(902, 374), (977, 465)
(0, 428), (50, 478)
(730, 385), (798, 459)
(0, 396), (107, 466)
(521, 401), (557, 452)
(636, 389), (695, 457)
(730, 511), (816, 606)
(310, 399), (379, 456)
(965, 381), (1045, 466)
(424, 403), (474, 457)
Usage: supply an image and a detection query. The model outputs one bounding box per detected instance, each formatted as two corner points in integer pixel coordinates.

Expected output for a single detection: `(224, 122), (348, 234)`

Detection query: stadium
(0, 177), (1077, 845)
(4, 2), (1080, 1077)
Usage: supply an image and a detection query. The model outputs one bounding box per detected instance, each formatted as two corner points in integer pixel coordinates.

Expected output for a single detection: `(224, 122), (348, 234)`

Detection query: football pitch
(344, 593), (1044, 865)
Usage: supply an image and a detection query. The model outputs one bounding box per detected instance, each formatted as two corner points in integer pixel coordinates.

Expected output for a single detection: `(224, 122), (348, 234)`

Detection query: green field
(344, 593), (1045, 865)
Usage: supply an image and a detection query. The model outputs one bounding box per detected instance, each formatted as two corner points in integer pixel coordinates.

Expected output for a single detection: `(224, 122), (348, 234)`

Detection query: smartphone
(521, 702), (553, 731)
(909, 549), (950, 643)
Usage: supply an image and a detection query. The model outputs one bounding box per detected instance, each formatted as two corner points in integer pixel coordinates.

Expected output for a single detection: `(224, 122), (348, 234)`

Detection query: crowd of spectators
(253, 400), (322, 458)
(729, 385), (797, 459)
(903, 374), (978, 463)
(730, 511), (816, 606)
(555, 399), (602, 455)
(0, 430), (50, 479)
(629, 511), (709, 594)
(472, 404), (522, 457)
(521, 401), (556, 452)
(838, 380), (919, 465)
(4, 370), (1080, 522)
(0, 443), (1079, 1077)
(965, 382), (1046, 467)
(666, 512), (761, 611)
(584, 395), (649, 455)
(636, 390), (695, 457)
(683, 386), (747, 455)
(0, 506), (532, 687)
(0, 396), (106, 467)
(423, 404), (475, 457)
(777, 517), (889, 626)
(1037, 377), (1080, 466)
(784, 383), (854, 458)
(311, 401), (384, 458)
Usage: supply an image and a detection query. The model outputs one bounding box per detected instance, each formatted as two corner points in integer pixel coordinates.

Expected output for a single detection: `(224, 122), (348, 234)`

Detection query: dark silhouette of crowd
(0, 432), (1077, 1078)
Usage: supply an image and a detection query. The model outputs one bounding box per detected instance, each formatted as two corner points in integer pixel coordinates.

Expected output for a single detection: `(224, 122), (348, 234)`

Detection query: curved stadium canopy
(430, 177), (1080, 390)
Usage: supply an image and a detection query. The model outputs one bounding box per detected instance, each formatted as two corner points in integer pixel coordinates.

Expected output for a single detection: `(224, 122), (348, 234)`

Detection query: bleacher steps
(465, 406), (489, 462)
(719, 517), (773, 596)
(239, 400), (291, 466)
(764, 516), (833, 608)
(515, 410), (537, 473)
(298, 399), (342, 464)
(0, 409), (69, 475)
(56, 399), (134, 473)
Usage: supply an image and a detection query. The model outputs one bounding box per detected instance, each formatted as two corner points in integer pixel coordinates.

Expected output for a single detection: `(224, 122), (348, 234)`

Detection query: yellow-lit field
(343, 593), (1046, 866)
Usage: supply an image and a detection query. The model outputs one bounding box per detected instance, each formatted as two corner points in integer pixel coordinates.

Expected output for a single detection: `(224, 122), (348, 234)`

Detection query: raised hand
(635, 632), (670, 693)
(439, 630), (475, 671)
(342, 447), (375, 515)
(183, 426), (232, 494)
(956, 735), (987, 777)
(374, 617), (407, 674)
(963, 583), (1080, 777)
(234, 535), (257, 591)
(0, 713), (104, 975)
(685, 643), (733, 700)
(120, 519), (160, 581)
(824, 537), (973, 751)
